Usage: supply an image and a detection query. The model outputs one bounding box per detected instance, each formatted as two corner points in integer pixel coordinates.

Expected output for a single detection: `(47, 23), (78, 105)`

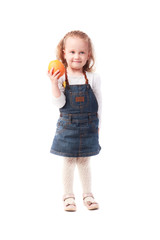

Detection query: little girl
(48, 30), (102, 211)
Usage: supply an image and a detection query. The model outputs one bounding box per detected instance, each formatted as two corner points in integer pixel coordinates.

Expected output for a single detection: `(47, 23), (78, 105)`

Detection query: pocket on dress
(90, 118), (99, 133)
(56, 119), (70, 134)
(69, 92), (89, 109)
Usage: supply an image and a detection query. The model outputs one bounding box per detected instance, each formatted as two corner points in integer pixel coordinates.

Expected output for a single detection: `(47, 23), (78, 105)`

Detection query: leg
(76, 157), (92, 194)
(63, 157), (77, 211)
(63, 157), (76, 195)
(76, 157), (99, 210)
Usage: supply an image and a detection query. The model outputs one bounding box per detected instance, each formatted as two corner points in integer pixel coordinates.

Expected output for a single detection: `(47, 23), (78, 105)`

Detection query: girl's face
(64, 37), (90, 74)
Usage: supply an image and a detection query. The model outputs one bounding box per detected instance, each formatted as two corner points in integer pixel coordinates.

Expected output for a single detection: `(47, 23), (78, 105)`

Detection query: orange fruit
(48, 60), (65, 78)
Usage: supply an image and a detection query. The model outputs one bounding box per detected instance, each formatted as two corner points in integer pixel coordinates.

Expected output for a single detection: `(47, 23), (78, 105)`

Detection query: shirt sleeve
(91, 73), (102, 128)
(52, 76), (66, 109)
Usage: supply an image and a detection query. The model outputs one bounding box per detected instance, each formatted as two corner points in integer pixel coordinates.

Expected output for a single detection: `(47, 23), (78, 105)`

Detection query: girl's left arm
(92, 73), (102, 129)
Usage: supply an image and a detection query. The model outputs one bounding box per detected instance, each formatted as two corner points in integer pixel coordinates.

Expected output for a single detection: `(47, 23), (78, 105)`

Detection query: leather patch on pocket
(75, 96), (84, 102)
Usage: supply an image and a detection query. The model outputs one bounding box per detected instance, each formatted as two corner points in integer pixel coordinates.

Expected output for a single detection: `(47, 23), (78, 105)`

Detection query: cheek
(82, 56), (89, 62)
(65, 55), (71, 61)
(68, 57), (73, 62)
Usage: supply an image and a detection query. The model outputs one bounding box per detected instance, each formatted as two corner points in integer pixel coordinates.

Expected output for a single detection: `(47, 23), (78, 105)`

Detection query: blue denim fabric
(50, 84), (101, 157)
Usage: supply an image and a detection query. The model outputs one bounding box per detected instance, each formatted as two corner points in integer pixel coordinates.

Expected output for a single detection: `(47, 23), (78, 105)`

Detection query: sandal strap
(83, 193), (98, 206)
(65, 198), (76, 206)
(83, 193), (94, 200)
(63, 194), (76, 208)
(86, 201), (98, 206)
(63, 194), (75, 201)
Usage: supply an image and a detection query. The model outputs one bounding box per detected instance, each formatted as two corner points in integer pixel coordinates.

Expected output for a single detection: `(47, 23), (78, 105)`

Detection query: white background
(0, 0), (160, 239)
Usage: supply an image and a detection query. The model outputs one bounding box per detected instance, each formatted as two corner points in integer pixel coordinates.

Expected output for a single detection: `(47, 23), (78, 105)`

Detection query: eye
(80, 51), (85, 54)
(70, 51), (75, 54)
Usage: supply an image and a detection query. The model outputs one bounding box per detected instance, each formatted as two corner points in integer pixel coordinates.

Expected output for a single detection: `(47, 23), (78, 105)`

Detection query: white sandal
(83, 193), (99, 210)
(63, 194), (77, 212)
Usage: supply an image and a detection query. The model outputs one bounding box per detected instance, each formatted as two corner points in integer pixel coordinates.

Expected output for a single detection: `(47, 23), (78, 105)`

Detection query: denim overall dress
(50, 71), (101, 157)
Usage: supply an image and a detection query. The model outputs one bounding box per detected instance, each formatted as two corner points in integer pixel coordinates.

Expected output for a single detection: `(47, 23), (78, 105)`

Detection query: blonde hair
(56, 30), (95, 72)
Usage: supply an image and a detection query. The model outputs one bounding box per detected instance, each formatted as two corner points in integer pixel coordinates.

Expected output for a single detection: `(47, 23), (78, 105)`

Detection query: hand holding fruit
(48, 60), (65, 85)
(48, 68), (61, 86)
(48, 60), (65, 98)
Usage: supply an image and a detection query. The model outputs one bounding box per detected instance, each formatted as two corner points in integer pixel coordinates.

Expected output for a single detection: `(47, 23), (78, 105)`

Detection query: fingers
(48, 67), (54, 76)
(47, 68), (61, 82)
(53, 69), (60, 78)
(48, 68), (60, 77)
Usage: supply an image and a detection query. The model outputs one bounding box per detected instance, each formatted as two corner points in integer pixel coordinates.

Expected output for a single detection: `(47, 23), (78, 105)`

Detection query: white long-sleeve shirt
(52, 72), (102, 128)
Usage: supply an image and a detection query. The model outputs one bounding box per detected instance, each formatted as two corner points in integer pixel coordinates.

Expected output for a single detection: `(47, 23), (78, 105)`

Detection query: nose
(74, 53), (80, 59)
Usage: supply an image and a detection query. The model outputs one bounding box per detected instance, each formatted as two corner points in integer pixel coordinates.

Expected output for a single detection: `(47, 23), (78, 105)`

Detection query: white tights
(63, 157), (91, 195)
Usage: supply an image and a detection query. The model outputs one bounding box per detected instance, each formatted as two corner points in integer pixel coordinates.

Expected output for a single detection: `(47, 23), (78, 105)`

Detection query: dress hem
(50, 148), (101, 158)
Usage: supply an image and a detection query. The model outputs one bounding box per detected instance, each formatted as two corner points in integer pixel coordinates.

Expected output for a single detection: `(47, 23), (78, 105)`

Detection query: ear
(63, 49), (66, 59)
(87, 51), (91, 60)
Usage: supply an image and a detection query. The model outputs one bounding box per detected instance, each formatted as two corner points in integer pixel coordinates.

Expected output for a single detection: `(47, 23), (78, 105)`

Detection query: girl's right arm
(48, 68), (61, 98)
(48, 68), (66, 108)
